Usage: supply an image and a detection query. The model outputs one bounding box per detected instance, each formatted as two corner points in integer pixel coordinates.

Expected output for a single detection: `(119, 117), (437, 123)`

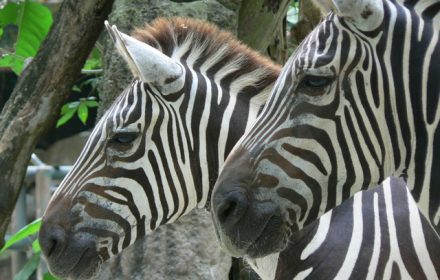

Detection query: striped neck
(375, 1), (439, 219)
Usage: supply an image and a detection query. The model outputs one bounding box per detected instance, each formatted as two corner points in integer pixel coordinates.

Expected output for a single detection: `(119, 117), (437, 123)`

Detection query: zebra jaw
(211, 148), (291, 258)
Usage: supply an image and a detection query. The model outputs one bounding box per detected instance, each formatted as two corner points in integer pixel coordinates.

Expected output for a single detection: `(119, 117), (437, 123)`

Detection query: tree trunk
(288, 0), (323, 49)
(238, 0), (290, 63)
(0, 0), (114, 247)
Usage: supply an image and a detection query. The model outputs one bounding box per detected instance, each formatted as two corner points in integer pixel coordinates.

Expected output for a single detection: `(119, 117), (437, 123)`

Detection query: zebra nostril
(218, 199), (238, 223)
(39, 222), (68, 258)
(216, 191), (248, 227)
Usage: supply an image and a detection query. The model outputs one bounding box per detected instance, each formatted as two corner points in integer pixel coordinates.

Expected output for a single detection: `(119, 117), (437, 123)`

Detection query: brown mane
(132, 17), (281, 80)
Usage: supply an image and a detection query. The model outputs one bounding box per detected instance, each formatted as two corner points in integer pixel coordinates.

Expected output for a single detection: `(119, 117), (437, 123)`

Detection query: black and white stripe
(39, 15), (439, 279)
(211, 0), (439, 275)
(250, 177), (439, 279)
(39, 18), (278, 279)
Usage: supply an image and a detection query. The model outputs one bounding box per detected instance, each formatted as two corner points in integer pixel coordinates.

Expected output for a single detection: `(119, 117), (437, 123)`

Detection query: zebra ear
(331, 0), (384, 31)
(104, 21), (183, 87)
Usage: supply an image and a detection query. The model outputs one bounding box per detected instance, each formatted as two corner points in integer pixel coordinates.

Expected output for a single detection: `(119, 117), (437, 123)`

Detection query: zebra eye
(302, 76), (333, 88)
(110, 132), (138, 145)
(299, 75), (333, 95)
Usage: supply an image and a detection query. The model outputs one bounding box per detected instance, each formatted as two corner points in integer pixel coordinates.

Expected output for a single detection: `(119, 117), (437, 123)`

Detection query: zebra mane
(132, 17), (280, 82)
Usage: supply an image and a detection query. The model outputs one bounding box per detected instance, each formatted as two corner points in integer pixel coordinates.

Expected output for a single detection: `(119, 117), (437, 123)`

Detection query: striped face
(39, 78), (204, 278)
(211, 0), (440, 258)
(38, 18), (279, 279)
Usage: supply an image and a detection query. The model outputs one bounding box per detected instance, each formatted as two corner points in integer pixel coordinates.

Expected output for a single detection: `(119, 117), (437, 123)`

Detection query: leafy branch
(0, 0), (102, 127)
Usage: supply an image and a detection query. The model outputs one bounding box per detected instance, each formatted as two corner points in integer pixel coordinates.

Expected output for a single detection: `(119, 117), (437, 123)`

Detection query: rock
(95, 209), (231, 280)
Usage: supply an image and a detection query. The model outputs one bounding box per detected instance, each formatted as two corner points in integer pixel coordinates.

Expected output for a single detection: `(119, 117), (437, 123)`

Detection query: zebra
(211, 0), (440, 266)
(251, 177), (440, 279)
(37, 17), (439, 279)
(38, 17), (278, 279)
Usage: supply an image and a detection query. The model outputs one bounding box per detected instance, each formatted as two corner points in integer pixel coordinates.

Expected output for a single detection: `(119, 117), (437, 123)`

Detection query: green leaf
(0, 1), (53, 74)
(32, 239), (40, 253)
(83, 58), (101, 71)
(0, 53), (25, 75)
(60, 103), (71, 115)
(56, 106), (76, 127)
(82, 78), (99, 87)
(287, 6), (299, 26)
(83, 47), (102, 70)
(77, 102), (88, 124)
(0, 218), (41, 254)
(72, 85), (81, 92)
(60, 101), (80, 114)
(15, 1), (53, 58)
(67, 101), (80, 108)
(0, 54), (15, 65)
(0, 3), (20, 27)
(43, 272), (60, 280)
(86, 100), (99, 108)
(13, 252), (40, 280)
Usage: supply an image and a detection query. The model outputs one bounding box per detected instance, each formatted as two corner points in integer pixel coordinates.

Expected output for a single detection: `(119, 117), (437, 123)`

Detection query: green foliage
(0, 218), (41, 254)
(0, 218), (61, 280)
(31, 238), (40, 253)
(287, 0), (299, 28)
(0, 1), (102, 127)
(0, 1), (53, 75)
(43, 272), (60, 280)
(0, 218), (41, 280)
(83, 47), (102, 70)
(13, 253), (41, 280)
(57, 96), (99, 127)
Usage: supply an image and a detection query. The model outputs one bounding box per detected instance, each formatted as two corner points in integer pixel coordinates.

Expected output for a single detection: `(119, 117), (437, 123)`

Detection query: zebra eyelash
(297, 75), (334, 96)
(109, 131), (139, 146)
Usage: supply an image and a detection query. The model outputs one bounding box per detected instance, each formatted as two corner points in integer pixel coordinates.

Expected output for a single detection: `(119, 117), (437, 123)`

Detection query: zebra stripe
(39, 16), (439, 279)
(211, 0), (440, 260)
(251, 177), (439, 279)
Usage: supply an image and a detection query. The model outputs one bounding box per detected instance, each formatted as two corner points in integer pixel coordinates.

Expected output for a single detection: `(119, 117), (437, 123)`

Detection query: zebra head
(212, 0), (440, 258)
(38, 18), (278, 279)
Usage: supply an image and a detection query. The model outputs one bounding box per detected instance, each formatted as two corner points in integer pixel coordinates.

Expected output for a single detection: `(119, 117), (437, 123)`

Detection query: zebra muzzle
(211, 148), (287, 258)
(39, 201), (101, 279)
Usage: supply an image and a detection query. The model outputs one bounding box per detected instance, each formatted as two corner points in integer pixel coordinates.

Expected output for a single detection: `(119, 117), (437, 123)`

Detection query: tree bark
(0, 0), (114, 247)
(288, 0), (323, 49)
(238, 0), (290, 62)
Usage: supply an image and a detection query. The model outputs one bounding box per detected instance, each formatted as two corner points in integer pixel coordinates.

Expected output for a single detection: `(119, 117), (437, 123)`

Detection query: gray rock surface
(95, 209), (231, 280)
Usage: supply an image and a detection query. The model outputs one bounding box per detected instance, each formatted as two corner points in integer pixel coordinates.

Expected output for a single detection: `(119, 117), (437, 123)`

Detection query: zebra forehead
(131, 17), (280, 76)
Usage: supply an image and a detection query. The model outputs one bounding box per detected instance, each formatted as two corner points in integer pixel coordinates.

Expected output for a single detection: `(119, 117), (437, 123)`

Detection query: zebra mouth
(244, 214), (287, 258)
(46, 248), (101, 280)
(41, 233), (101, 280)
(67, 248), (102, 279)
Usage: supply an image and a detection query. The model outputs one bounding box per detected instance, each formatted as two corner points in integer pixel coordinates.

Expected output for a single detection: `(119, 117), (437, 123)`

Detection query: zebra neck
(377, 1), (439, 224)
(199, 82), (274, 210)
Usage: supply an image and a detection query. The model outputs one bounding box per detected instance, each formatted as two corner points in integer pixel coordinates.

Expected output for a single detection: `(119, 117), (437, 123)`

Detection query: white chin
(245, 253), (280, 280)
